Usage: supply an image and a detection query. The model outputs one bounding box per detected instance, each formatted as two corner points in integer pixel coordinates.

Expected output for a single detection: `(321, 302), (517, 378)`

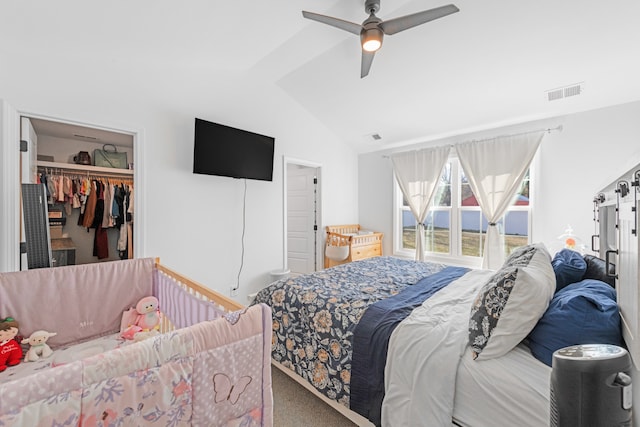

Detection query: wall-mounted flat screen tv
(193, 118), (275, 181)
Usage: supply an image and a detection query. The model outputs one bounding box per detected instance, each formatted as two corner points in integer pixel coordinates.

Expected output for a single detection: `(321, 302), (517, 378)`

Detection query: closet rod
(38, 166), (134, 180)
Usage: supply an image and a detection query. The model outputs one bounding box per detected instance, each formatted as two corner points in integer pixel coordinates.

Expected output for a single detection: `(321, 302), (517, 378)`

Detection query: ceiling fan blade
(379, 4), (459, 35)
(361, 50), (376, 78)
(302, 11), (362, 35)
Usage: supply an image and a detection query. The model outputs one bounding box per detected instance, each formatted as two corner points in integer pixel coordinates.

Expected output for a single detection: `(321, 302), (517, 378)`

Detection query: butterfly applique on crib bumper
(213, 373), (253, 405)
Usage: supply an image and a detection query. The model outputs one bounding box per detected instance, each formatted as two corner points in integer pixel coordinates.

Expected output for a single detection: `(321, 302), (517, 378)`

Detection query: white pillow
(469, 243), (556, 360)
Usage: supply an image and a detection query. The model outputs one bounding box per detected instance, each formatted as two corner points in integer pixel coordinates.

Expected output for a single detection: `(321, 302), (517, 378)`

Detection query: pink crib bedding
(0, 332), (126, 383)
(0, 258), (156, 349)
(0, 303), (273, 427)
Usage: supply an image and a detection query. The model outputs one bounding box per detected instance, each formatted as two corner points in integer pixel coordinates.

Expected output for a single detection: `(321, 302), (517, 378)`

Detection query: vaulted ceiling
(2, 0), (640, 152)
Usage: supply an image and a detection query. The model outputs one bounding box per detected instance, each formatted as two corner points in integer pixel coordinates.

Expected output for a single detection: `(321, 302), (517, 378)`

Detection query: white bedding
(383, 269), (550, 426)
(383, 269), (493, 426)
(453, 343), (550, 426)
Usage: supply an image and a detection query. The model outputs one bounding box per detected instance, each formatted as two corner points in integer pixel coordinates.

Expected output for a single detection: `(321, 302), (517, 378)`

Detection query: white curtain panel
(391, 145), (451, 261)
(456, 132), (544, 269)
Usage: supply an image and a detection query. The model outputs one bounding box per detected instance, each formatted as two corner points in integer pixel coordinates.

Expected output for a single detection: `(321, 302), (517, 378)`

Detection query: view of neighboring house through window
(396, 157), (531, 262)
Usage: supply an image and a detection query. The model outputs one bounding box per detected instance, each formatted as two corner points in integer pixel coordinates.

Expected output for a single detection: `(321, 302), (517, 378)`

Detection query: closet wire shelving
(36, 160), (134, 181)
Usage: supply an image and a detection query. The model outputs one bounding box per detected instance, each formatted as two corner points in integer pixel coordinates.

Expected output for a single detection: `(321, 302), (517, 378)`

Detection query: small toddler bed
(0, 258), (273, 427)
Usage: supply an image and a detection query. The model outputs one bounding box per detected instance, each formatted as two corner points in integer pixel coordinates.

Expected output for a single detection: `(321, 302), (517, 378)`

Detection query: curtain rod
(383, 124), (563, 157)
(465, 125), (563, 145)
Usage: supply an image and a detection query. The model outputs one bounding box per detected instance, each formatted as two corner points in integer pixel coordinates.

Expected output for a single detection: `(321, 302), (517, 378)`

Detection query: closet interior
(22, 117), (135, 267)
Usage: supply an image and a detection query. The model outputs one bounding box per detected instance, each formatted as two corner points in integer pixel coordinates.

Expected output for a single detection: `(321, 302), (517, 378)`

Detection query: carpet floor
(271, 366), (358, 427)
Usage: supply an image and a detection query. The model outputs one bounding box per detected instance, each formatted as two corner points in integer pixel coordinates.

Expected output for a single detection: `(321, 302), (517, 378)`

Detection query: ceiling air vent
(547, 89), (564, 101)
(547, 82), (584, 102)
(563, 84), (582, 98)
(364, 132), (383, 142)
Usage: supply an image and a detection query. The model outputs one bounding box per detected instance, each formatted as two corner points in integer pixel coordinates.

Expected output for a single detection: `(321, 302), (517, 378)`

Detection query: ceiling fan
(302, 0), (459, 78)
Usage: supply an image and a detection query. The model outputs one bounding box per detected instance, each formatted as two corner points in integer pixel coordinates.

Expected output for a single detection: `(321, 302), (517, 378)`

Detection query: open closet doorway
(19, 114), (140, 269)
(284, 158), (322, 276)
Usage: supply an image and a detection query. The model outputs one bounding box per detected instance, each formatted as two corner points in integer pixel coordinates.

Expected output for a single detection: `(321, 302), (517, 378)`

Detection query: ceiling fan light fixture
(302, 1), (459, 76)
(361, 27), (383, 52)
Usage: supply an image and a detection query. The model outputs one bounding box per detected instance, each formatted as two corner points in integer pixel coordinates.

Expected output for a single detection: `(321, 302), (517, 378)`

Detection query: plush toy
(134, 296), (161, 331)
(22, 330), (57, 362)
(121, 296), (161, 341)
(0, 317), (23, 372)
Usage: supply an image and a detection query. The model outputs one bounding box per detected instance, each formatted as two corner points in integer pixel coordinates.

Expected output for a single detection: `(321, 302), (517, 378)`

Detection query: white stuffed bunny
(22, 330), (57, 362)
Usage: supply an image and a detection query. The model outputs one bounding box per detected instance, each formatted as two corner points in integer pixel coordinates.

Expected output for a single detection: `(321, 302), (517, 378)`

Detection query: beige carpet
(271, 366), (358, 426)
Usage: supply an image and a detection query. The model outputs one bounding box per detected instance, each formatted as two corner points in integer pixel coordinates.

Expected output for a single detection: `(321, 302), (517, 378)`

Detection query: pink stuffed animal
(0, 317), (22, 372)
(121, 296), (161, 340)
(134, 296), (161, 331)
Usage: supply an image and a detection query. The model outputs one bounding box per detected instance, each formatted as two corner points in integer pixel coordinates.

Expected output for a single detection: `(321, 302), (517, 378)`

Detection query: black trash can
(550, 344), (632, 427)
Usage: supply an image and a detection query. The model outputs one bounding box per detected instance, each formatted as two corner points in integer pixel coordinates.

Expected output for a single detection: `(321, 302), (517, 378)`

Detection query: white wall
(359, 100), (640, 259)
(0, 52), (358, 303)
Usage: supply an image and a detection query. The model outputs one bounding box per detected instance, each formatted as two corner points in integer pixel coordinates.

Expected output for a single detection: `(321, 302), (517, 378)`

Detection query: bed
(0, 258), (273, 427)
(253, 244), (626, 426)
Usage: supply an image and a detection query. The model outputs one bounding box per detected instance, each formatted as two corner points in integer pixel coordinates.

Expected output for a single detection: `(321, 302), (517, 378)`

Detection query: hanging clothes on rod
(37, 166), (134, 261)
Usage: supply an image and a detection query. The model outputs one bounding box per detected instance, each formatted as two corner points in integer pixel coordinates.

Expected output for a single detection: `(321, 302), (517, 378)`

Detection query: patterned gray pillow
(469, 243), (555, 360)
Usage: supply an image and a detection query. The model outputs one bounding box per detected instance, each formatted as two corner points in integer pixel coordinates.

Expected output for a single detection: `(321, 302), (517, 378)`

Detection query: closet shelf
(37, 161), (134, 176)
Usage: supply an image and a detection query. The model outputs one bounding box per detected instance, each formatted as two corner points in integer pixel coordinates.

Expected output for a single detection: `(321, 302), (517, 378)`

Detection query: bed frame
(324, 224), (383, 268)
(272, 342), (463, 427)
(271, 361), (374, 426)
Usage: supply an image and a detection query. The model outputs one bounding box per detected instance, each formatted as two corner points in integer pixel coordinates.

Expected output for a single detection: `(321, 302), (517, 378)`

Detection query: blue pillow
(527, 279), (623, 366)
(552, 249), (587, 292)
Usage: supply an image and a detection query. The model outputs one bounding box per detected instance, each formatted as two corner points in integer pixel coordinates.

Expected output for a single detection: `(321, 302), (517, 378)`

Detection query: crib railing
(154, 259), (244, 333)
(326, 224), (361, 235)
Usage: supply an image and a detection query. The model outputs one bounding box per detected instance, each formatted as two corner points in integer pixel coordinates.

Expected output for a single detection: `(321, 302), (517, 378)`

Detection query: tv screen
(193, 118), (275, 181)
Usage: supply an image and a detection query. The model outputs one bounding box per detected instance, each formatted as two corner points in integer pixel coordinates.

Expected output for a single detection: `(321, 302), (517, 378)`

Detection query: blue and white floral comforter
(252, 256), (445, 408)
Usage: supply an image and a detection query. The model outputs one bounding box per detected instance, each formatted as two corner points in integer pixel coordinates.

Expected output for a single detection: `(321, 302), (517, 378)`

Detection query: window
(395, 157), (531, 264)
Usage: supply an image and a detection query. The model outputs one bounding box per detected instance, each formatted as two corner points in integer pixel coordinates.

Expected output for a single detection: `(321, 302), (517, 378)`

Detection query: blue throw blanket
(350, 266), (470, 426)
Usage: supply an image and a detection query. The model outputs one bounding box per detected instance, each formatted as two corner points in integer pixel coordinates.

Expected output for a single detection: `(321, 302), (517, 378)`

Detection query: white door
(287, 164), (319, 274)
(21, 117), (38, 184)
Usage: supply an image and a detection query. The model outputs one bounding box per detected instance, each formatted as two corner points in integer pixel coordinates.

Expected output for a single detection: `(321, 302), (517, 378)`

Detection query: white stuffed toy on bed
(21, 330), (57, 362)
